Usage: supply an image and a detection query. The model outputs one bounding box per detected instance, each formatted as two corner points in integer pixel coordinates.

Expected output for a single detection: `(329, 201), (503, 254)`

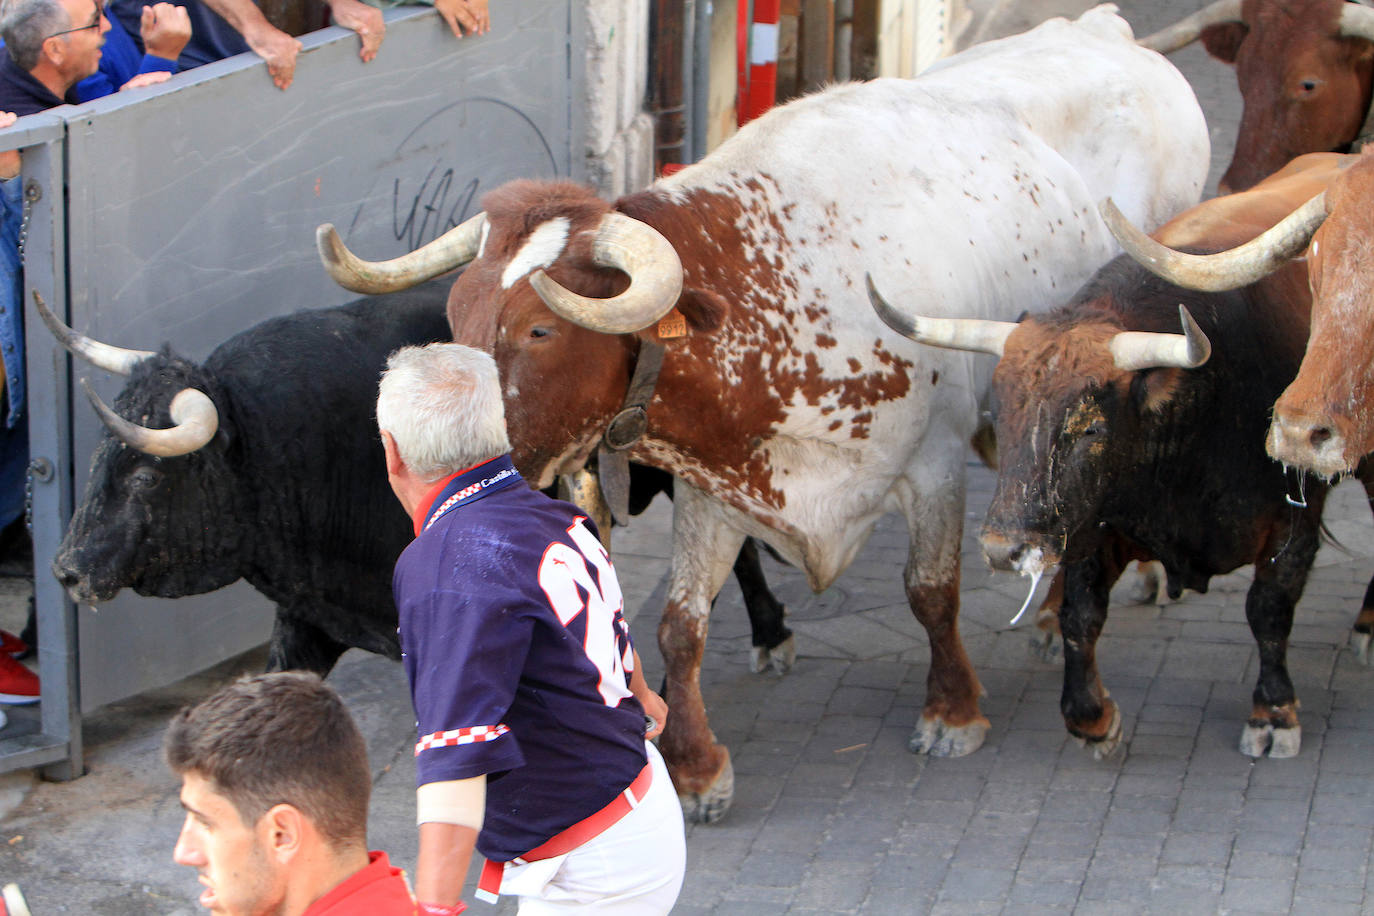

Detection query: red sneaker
(0, 630), (26, 658)
(1, 882), (32, 916)
(0, 654), (38, 704)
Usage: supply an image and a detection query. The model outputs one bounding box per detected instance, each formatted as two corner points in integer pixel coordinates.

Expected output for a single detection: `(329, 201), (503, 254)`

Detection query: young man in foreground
(166, 671), (416, 916)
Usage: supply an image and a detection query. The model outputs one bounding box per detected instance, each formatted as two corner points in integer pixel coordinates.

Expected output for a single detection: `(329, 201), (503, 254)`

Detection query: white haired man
(376, 342), (684, 914)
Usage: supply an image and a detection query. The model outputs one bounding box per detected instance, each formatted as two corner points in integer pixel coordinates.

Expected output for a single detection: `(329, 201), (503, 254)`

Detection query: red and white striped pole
(738, 0), (780, 127)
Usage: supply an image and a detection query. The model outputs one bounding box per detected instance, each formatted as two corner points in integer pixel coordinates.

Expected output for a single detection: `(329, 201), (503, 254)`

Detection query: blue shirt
(107, 0), (248, 70)
(73, 7), (178, 103)
(393, 454), (648, 862)
(0, 47), (69, 116)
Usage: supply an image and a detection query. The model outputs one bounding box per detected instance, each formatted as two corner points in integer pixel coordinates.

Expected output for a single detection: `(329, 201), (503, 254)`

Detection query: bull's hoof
(1240, 722), (1301, 758)
(750, 632), (796, 676)
(1122, 561), (1167, 606)
(1028, 628), (1062, 663)
(1070, 701), (1122, 760)
(675, 747), (735, 824)
(908, 714), (989, 757)
(1350, 629), (1373, 666)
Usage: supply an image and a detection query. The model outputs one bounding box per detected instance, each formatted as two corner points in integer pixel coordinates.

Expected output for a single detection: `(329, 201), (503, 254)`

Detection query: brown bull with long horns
(1140, 0), (1374, 193)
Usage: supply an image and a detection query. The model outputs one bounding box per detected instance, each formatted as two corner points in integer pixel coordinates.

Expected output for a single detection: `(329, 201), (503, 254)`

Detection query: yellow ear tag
(657, 309), (687, 339)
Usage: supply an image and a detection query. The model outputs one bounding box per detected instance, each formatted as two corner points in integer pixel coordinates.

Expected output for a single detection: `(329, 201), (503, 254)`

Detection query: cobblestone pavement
(4, 463), (1372, 915)
(4, 2), (1369, 914)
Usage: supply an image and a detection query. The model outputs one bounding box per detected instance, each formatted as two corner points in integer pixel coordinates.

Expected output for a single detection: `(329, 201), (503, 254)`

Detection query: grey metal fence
(1, 0), (584, 777)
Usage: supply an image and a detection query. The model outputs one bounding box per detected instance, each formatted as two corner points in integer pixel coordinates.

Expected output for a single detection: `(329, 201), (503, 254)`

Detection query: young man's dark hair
(164, 670), (370, 846)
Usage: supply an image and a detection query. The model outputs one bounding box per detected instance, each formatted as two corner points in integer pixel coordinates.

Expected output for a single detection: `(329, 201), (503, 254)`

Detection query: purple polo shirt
(393, 454), (648, 862)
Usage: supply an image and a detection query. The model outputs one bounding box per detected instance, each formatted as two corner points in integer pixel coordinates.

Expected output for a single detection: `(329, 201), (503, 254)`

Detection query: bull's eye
(1297, 78), (1321, 95)
(528, 326), (553, 340)
(129, 466), (162, 491)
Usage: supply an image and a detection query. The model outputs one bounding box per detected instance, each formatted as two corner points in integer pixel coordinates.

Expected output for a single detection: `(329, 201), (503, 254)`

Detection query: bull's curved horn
(1110, 305), (1212, 371)
(82, 379), (219, 457)
(1137, 0), (1243, 53)
(1099, 193), (1327, 292)
(1340, 3), (1374, 44)
(866, 274), (1017, 357)
(33, 291), (153, 376)
(528, 213), (684, 335)
(316, 212), (487, 294)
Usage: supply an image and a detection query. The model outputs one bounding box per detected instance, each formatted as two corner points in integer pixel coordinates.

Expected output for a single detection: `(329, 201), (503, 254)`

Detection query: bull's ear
(1200, 22), (1247, 63)
(676, 288), (730, 333)
(1130, 367), (1185, 415)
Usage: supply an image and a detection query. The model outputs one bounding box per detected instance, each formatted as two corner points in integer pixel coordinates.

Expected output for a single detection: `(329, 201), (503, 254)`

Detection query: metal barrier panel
(38, 1), (582, 718)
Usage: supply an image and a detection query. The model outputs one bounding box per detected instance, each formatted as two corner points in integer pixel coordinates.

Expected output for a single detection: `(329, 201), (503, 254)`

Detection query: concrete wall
(583, 0), (656, 197)
(878, 0), (954, 76)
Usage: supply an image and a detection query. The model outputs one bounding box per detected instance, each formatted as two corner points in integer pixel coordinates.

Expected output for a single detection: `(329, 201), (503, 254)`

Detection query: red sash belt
(476, 761), (653, 902)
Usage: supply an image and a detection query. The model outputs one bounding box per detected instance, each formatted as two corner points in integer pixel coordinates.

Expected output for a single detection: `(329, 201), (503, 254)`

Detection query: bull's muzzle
(981, 530), (1058, 577)
(50, 555), (102, 604)
(1266, 411), (1353, 479)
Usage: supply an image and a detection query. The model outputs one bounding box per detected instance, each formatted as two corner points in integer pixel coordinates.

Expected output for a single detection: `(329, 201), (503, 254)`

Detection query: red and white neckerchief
(423, 465), (519, 532)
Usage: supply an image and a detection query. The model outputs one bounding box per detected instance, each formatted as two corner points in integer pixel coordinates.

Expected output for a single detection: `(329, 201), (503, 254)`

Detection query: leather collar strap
(596, 339), (666, 525)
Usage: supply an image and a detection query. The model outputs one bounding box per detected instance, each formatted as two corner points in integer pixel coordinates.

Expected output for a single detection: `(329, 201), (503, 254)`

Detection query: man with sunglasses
(0, 0), (168, 114)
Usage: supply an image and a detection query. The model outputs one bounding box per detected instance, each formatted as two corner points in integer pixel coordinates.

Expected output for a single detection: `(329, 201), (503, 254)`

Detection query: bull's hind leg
(1240, 513), (1322, 758)
(899, 464), (988, 757)
(1060, 547), (1122, 759)
(657, 483), (748, 823)
(735, 538), (795, 674)
(1348, 462), (1374, 664)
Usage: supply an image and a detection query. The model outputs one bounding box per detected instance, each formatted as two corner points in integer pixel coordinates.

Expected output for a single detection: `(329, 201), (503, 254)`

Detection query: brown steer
(1141, 0), (1374, 192)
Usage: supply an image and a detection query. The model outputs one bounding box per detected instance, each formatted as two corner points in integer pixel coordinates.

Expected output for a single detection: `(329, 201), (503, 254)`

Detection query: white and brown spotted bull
(316, 6), (1208, 821)
(871, 153), (1368, 759)
(1102, 147), (1374, 660)
(1140, 0), (1374, 193)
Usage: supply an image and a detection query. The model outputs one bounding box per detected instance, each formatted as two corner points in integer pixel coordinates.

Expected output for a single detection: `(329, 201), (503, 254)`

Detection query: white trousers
(500, 742), (686, 914)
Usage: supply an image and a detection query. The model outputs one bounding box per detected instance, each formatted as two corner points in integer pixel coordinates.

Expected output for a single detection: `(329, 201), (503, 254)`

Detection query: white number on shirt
(538, 518), (634, 707)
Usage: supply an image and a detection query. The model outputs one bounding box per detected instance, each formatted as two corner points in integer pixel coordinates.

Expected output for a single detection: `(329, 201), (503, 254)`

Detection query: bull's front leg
(1030, 534), (1155, 662)
(1349, 462), (1374, 664)
(1059, 547), (1121, 759)
(1240, 517), (1320, 758)
(900, 464), (989, 757)
(656, 482), (748, 823)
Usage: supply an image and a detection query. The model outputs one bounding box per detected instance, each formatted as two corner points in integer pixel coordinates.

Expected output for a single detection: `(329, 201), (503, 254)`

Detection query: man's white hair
(376, 343), (511, 483)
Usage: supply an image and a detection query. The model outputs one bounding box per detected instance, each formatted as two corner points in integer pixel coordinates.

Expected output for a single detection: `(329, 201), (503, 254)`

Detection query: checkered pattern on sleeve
(414, 723), (511, 756)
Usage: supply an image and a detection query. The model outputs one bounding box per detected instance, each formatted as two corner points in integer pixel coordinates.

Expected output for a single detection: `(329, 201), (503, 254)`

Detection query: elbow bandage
(416, 776), (487, 830)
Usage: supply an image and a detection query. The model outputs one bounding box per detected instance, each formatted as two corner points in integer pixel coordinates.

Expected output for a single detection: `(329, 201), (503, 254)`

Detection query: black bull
(874, 252), (1374, 760)
(48, 284), (790, 674)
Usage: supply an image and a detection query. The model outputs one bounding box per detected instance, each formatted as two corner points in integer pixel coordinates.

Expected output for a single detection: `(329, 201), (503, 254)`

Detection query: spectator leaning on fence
(106, 0), (385, 90)
(357, 0), (487, 41)
(0, 0), (175, 115)
(166, 671), (418, 916)
(72, 0), (190, 101)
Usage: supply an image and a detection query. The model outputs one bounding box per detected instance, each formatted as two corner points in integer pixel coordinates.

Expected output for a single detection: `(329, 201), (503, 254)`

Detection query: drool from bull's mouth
(1008, 550), (1046, 627)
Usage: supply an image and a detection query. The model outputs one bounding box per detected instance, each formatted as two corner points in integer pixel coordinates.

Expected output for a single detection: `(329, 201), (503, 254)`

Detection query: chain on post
(22, 462), (32, 534)
(17, 180), (38, 259)
(17, 179), (42, 532)
(24, 458), (51, 534)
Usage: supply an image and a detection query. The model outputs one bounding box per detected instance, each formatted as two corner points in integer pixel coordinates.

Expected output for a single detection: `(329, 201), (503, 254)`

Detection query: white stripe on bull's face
(500, 218), (571, 289)
(477, 219), (491, 260)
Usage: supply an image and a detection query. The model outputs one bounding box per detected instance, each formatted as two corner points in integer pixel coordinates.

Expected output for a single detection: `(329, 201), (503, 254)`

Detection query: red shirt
(302, 851), (415, 916)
